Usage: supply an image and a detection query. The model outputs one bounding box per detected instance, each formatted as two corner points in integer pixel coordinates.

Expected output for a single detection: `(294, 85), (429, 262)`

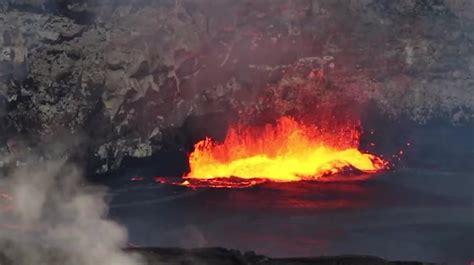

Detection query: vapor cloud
(0, 157), (143, 265)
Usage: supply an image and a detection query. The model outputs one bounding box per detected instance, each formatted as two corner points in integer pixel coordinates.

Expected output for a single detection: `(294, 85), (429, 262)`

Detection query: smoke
(0, 157), (143, 265)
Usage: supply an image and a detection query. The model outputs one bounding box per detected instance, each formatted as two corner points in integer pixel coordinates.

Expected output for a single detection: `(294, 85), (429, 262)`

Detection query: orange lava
(184, 116), (386, 186)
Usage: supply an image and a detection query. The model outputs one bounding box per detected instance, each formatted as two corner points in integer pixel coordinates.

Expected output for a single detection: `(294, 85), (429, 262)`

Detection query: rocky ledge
(129, 247), (440, 265)
(0, 246), (440, 265)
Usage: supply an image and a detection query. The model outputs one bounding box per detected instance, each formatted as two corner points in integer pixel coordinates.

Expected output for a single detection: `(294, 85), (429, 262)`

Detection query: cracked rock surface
(0, 0), (473, 173)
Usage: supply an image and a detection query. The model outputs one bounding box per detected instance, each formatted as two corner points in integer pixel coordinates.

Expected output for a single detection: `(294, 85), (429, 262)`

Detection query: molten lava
(184, 116), (386, 187)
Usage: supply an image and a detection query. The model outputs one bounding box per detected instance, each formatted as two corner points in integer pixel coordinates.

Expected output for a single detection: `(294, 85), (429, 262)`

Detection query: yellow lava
(186, 116), (386, 181)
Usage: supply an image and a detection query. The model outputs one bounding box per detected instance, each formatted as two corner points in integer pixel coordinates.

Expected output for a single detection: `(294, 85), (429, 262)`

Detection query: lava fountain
(183, 116), (386, 188)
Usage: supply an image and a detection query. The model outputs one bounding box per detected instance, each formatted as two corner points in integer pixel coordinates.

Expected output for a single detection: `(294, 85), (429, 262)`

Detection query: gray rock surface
(0, 0), (473, 173)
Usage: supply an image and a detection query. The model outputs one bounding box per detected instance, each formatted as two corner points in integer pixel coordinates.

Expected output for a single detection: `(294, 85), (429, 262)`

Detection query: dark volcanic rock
(0, 245), (440, 265)
(0, 0), (473, 173)
(130, 247), (440, 265)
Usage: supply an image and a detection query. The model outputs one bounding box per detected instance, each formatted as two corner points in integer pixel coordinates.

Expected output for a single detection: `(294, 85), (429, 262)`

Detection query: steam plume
(0, 157), (143, 265)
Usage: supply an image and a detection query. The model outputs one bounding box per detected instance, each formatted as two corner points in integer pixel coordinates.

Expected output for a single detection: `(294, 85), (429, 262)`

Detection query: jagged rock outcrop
(0, 0), (473, 173)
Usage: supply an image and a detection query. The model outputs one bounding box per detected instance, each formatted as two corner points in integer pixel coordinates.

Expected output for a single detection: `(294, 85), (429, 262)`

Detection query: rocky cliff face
(1, 0), (473, 174)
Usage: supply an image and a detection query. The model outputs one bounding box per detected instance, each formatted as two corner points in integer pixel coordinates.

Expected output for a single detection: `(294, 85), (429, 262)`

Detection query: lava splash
(184, 116), (386, 187)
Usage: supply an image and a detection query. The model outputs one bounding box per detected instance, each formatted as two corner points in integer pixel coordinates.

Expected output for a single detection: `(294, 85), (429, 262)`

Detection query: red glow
(0, 192), (14, 213)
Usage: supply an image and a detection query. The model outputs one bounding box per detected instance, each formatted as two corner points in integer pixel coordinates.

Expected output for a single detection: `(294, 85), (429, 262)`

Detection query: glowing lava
(184, 116), (386, 186)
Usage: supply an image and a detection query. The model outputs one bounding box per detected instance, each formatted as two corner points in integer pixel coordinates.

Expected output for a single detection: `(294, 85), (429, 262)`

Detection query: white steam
(0, 158), (143, 265)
